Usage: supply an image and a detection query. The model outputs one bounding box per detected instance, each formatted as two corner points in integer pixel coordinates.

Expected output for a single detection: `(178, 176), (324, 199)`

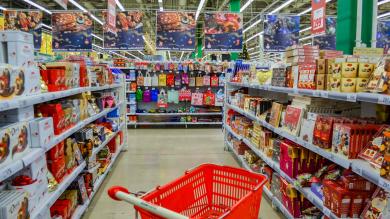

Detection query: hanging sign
(54, 0), (68, 9)
(377, 20), (390, 54)
(311, 0), (326, 35)
(106, 0), (116, 33)
(103, 11), (144, 50)
(4, 10), (43, 50)
(263, 15), (300, 52)
(156, 11), (196, 51)
(52, 12), (93, 51)
(313, 17), (336, 50)
(204, 12), (243, 52)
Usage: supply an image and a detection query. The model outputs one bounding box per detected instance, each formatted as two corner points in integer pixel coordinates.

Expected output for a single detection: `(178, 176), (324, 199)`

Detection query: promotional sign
(313, 17), (336, 50)
(104, 11), (144, 50)
(204, 12), (243, 52)
(52, 12), (93, 51)
(0, 16), (4, 30)
(377, 20), (390, 54)
(54, 0), (68, 9)
(156, 12), (196, 51)
(4, 10), (43, 50)
(311, 0), (326, 35)
(106, 0), (116, 33)
(263, 15), (300, 52)
(41, 32), (54, 55)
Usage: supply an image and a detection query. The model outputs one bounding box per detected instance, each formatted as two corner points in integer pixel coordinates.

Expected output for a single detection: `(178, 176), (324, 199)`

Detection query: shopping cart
(108, 164), (267, 219)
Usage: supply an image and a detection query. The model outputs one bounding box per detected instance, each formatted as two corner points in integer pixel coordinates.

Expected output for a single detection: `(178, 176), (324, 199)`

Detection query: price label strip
(378, 95), (390, 105)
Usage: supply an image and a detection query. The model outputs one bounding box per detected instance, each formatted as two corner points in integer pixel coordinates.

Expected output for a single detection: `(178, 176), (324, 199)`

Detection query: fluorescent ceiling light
(195, 0), (207, 21)
(23, 0), (52, 14)
(299, 26), (311, 33)
(303, 42), (312, 45)
(167, 51), (171, 61)
(243, 19), (262, 33)
(245, 31), (263, 43)
(179, 52), (184, 61)
(159, 6), (164, 11)
(115, 0), (125, 11)
(41, 23), (52, 29)
(92, 34), (103, 41)
(240, 0), (254, 12)
(378, 11), (390, 19)
(138, 50), (145, 56)
(247, 47), (256, 51)
(90, 14), (103, 25)
(68, 0), (88, 12)
(378, 0), (390, 6)
(270, 0), (295, 14)
(249, 51), (261, 56)
(298, 0), (333, 16)
(0, 6), (6, 11)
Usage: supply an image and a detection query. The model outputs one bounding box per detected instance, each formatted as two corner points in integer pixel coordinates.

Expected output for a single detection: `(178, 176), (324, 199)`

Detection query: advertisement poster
(106, 0), (116, 33)
(377, 20), (390, 54)
(4, 10), (43, 50)
(54, 0), (68, 9)
(313, 17), (336, 50)
(41, 32), (53, 55)
(311, 0), (326, 35)
(156, 11), (196, 51)
(0, 16), (3, 30)
(104, 11), (144, 50)
(204, 12), (243, 52)
(52, 12), (93, 51)
(263, 15), (300, 52)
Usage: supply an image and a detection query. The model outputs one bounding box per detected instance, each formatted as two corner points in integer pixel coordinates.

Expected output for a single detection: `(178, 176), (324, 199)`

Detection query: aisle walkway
(83, 129), (283, 219)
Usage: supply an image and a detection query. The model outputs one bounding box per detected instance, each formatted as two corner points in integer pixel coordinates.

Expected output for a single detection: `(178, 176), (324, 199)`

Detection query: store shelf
(71, 143), (125, 219)
(0, 84), (121, 112)
(225, 139), (294, 219)
(225, 126), (339, 219)
(134, 112), (222, 116)
(90, 122), (125, 158)
(227, 82), (390, 105)
(225, 103), (390, 192)
(32, 161), (87, 219)
(130, 121), (222, 126)
(187, 122), (222, 125)
(126, 90), (135, 93)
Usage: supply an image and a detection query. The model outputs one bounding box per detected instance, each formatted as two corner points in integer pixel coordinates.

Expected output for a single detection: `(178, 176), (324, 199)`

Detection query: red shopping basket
(108, 164), (267, 219)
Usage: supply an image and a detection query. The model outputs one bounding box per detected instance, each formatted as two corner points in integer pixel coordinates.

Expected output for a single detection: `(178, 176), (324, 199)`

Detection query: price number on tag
(347, 94), (357, 102)
(313, 91), (321, 97)
(379, 178), (390, 189)
(378, 96), (390, 105)
(321, 91), (329, 98)
(354, 166), (363, 176)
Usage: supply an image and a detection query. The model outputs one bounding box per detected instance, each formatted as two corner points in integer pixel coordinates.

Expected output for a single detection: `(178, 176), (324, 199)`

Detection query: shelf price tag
(378, 178), (390, 190)
(346, 94), (357, 102)
(321, 91), (329, 98)
(354, 166), (364, 176)
(378, 95), (390, 105)
(313, 90), (321, 97)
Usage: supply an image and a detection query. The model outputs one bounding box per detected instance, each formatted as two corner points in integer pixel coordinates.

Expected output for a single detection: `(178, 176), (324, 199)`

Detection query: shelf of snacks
(31, 161), (87, 219)
(0, 84), (121, 112)
(90, 122), (125, 158)
(134, 112), (222, 116)
(224, 80), (390, 218)
(225, 99), (390, 192)
(225, 139), (295, 219)
(230, 46), (390, 105)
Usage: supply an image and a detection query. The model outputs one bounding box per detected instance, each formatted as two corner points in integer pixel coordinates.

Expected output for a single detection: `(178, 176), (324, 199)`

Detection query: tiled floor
(83, 128), (283, 219)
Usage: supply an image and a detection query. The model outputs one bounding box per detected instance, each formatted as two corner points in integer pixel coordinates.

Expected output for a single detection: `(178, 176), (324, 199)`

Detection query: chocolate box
(341, 62), (358, 78)
(341, 78), (356, 93)
(358, 63), (375, 78)
(0, 31), (35, 67)
(29, 117), (54, 148)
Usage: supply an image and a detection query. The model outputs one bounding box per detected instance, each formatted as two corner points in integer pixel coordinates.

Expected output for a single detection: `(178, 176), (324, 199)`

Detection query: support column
(230, 0), (240, 60)
(196, 23), (202, 59)
(336, 0), (376, 54)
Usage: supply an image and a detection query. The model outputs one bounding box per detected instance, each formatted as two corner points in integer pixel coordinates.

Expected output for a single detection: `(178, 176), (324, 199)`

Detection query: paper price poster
(313, 17), (336, 50)
(204, 12), (243, 52)
(156, 11), (196, 51)
(4, 10), (43, 50)
(263, 15), (300, 52)
(104, 11), (144, 50)
(311, 0), (326, 35)
(52, 12), (93, 51)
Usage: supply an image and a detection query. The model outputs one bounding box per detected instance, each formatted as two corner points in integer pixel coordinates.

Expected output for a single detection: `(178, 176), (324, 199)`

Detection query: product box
(341, 78), (357, 93)
(282, 106), (305, 136)
(317, 59), (326, 74)
(356, 78), (369, 92)
(341, 62), (358, 78)
(0, 122), (31, 164)
(316, 74), (326, 90)
(21, 66), (41, 97)
(0, 31), (35, 67)
(0, 106), (34, 122)
(329, 77), (341, 92)
(358, 63), (375, 78)
(29, 117), (54, 148)
(280, 141), (300, 178)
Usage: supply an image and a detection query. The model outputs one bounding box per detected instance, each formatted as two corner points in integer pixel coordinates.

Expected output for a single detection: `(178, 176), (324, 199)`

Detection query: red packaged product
(47, 141), (65, 161)
(48, 155), (66, 182)
(51, 199), (71, 219)
(340, 173), (376, 191)
(280, 141), (300, 178)
(281, 177), (301, 218)
(37, 103), (65, 135)
(323, 180), (352, 218)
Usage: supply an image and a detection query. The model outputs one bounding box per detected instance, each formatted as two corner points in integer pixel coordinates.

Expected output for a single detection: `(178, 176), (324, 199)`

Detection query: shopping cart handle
(107, 186), (189, 219)
(108, 186), (130, 201)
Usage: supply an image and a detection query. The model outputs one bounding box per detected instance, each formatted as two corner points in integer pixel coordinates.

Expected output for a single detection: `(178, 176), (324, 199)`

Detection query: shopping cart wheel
(108, 186), (130, 201)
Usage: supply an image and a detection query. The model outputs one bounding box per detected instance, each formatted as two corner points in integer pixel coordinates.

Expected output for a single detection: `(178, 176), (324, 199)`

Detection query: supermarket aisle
(83, 129), (283, 219)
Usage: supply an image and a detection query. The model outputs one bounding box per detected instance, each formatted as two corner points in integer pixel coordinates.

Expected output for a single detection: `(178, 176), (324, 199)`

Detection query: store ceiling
(1, 0), (389, 60)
